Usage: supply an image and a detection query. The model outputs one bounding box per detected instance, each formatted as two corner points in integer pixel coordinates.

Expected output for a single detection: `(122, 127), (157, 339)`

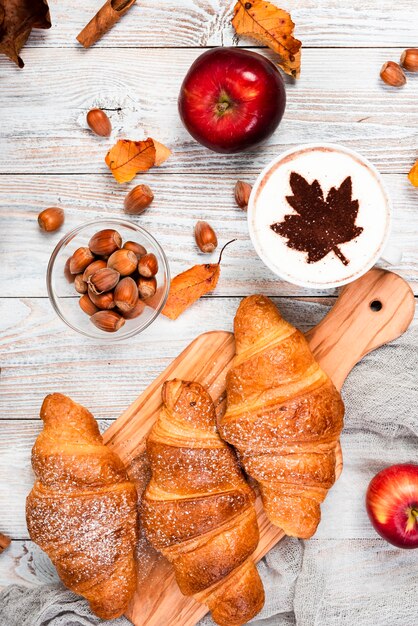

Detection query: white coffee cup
(248, 143), (401, 289)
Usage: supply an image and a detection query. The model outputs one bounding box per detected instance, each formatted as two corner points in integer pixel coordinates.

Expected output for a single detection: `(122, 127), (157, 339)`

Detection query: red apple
(366, 463), (418, 548)
(178, 47), (286, 154)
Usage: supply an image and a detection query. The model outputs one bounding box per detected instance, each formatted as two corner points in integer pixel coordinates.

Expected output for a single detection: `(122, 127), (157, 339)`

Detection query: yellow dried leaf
(232, 0), (302, 78)
(408, 160), (418, 187)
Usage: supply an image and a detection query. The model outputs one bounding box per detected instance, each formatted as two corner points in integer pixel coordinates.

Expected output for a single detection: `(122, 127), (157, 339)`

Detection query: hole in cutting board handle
(369, 300), (383, 312)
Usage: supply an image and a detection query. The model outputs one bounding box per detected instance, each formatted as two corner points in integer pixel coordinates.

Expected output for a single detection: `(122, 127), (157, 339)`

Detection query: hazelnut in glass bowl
(47, 219), (170, 341)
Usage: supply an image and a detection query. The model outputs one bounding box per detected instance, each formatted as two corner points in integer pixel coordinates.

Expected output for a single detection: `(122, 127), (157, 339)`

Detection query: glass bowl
(47, 219), (170, 341)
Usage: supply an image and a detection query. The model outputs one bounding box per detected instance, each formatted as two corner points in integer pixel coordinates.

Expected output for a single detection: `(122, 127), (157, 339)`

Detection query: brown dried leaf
(408, 160), (418, 187)
(0, 0), (51, 68)
(105, 138), (171, 183)
(232, 0), (301, 78)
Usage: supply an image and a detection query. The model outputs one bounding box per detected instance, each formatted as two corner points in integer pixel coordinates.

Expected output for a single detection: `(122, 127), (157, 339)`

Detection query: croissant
(219, 295), (345, 539)
(26, 393), (138, 620)
(141, 379), (264, 626)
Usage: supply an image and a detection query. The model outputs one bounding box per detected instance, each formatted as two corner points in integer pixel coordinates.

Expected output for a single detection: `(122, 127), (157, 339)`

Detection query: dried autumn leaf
(105, 138), (171, 183)
(153, 140), (172, 166)
(162, 241), (235, 320)
(408, 160), (418, 187)
(232, 0), (301, 78)
(270, 173), (363, 266)
(0, 0), (51, 68)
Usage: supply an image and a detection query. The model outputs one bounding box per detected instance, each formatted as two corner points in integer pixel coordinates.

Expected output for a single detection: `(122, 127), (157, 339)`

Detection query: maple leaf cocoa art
(270, 173), (364, 266)
(0, 0), (51, 68)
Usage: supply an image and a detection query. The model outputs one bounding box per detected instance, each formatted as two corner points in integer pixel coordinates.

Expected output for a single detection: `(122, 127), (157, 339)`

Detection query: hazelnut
(123, 241), (147, 259)
(380, 61), (406, 87)
(88, 229), (122, 257)
(400, 49), (418, 72)
(234, 180), (252, 209)
(124, 184), (154, 215)
(64, 257), (75, 283)
(82, 259), (107, 281)
(88, 287), (115, 310)
(74, 274), (88, 294)
(38, 207), (65, 232)
(120, 299), (146, 320)
(194, 221), (218, 253)
(138, 253), (158, 278)
(107, 249), (138, 276)
(91, 310), (125, 333)
(70, 247), (95, 274)
(79, 294), (99, 316)
(88, 268), (120, 295)
(86, 108), (112, 137)
(114, 277), (139, 313)
(137, 276), (157, 300)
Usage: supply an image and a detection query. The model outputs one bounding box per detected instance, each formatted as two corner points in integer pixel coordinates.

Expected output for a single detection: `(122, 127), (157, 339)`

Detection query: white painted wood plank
(0, 48), (417, 174)
(0, 297), (339, 421)
(0, 174), (416, 298)
(17, 0), (418, 49)
(0, 541), (59, 589)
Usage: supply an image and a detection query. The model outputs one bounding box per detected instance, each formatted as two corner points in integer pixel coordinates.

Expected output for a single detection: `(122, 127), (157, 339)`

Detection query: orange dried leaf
(162, 263), (220, 320)
(232, 0), (302, 78)
(153, 140), (172, 166)
(408, 160), (418, 187)
(105, 138), (156, 183)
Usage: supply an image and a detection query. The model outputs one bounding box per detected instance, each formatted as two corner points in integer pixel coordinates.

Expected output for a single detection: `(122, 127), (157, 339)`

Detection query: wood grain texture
(0, 174), (417, 298)
(0, 48), (417, 174)
(0, 297), (343, 421)
(18, 0), (418, 48)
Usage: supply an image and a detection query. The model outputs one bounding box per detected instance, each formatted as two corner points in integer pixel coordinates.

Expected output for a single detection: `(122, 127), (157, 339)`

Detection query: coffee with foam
(249, 145), (391, 288)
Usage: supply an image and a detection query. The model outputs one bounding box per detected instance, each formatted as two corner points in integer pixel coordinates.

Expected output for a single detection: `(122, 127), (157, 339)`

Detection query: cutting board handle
(306, 269), (415, 391)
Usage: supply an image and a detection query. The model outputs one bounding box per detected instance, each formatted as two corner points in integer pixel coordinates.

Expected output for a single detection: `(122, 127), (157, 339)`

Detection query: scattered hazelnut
(79, 294), (99, 316)
(123, 241), (147, 259)
(38, 207), (65, 232)
(74, 274), (88, 294)
(70, 247), (95, 274)
(400, 49), (418, 72)
(138, 253), (158, 278)
(86, 108), (112, 137)
(380, 61), (406, 87)
(88, 229), (122, 257)
(88, 287), (116, 310)
(82, 259), (107, 282)
(234, 180), (252, 209)
(124, 184), (154, 215)
(107, 249), (138, 276)
(91, 310), (125, 333)
(194, 221), (218, 253)
(137, 276), (157, 300)
(120, 299), (146, 320)
(114, 277), (139, 313)
(88, 268), (120, 295)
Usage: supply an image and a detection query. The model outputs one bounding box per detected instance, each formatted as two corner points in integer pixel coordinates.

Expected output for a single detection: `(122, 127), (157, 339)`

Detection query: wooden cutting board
(103, 268), (415, 626)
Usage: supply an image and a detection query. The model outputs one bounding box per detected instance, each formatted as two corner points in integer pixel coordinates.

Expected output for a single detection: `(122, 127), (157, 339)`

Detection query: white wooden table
(0, 0), (417, 598)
